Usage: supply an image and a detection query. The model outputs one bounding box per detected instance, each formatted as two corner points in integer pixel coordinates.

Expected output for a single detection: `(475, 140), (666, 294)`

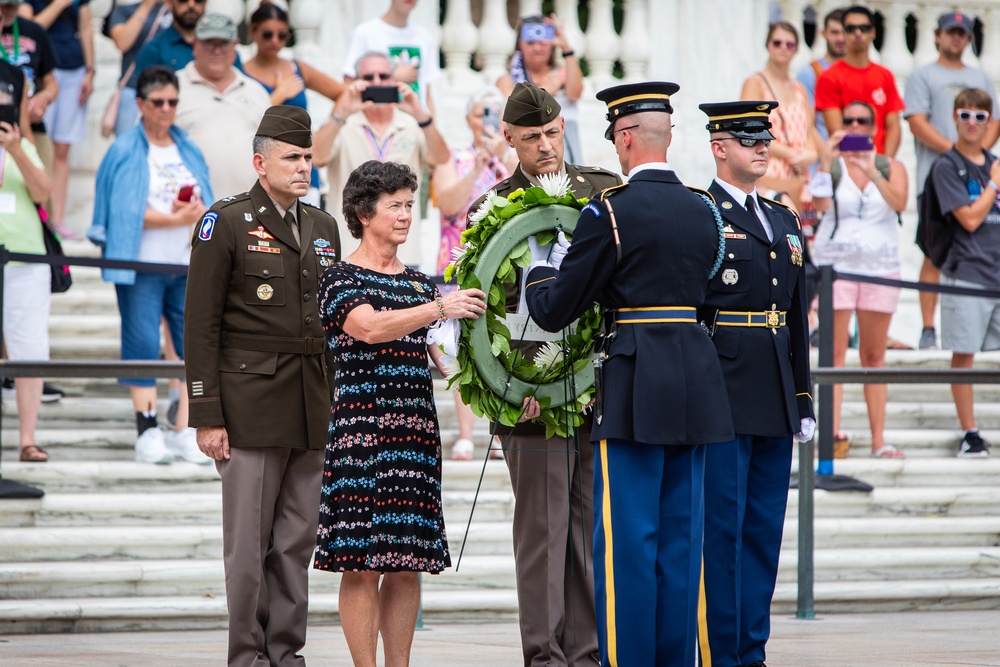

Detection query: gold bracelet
(436, 297), (447, 321)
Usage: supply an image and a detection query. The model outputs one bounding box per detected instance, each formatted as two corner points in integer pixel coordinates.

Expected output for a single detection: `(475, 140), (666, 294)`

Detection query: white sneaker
(135, 427), (172, 464)
(166, 427), (212, 464)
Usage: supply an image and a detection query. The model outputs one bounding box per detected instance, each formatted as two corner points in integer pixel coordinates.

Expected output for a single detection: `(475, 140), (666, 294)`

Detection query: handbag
(99, 5), (169, 138)
(36, 204), (72, 293)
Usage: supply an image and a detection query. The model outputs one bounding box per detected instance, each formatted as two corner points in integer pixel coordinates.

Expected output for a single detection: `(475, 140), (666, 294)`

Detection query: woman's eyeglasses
(957, 109), (990, 124)
(843, 24), (874, 34)
(261, 30), (289, 42)
(770, 40), (797, 50)
(147, 98), (179, 108)
(843, 116), (873, 126)
(361, 73), (393, 82)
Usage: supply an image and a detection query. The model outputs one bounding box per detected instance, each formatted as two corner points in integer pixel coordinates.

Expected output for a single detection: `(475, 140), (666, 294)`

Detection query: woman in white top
(811, 101), (908, 458)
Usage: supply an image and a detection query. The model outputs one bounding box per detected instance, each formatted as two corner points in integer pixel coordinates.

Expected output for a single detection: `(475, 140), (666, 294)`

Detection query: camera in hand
(520, 22), (555, 42)
(0, 103), (18, 130)
(838, 134), (874, 152)
(482, 104), (501, 135)
(362, 86), (400, 104)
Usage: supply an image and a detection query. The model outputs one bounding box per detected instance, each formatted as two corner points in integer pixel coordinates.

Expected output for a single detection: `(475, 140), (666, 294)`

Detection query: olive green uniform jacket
(184, 181), (342, 450)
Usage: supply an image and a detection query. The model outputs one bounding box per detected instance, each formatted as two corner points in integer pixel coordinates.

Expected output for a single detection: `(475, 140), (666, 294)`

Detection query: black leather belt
(222, 331), (326, 355)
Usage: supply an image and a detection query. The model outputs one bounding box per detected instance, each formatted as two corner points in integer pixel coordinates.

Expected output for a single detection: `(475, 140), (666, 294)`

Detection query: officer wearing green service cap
(524, 80), (733, 667)
(467, 80), (620, 667)
(697, 100), (813, 667)
(185, 105), (341, 667)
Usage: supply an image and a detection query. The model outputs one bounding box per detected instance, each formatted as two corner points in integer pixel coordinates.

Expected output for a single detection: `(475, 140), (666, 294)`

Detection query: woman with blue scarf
(89, 65), (213, 466)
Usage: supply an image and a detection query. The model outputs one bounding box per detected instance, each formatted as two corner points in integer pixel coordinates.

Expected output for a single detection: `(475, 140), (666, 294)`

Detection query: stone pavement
(2, 611), (999, 666)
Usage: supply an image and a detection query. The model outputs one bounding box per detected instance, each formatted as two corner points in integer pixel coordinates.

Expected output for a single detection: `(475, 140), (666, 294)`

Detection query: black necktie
(745, 194), (772, 242)
(284, 210), (300, 246)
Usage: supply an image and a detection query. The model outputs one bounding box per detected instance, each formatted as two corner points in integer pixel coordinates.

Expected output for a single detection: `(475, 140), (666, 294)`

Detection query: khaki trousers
(504, 433), (599, 666)
(217, 446), (324, 667)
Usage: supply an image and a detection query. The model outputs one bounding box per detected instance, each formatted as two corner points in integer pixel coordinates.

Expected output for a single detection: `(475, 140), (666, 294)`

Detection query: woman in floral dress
(315, 160), (486, 666)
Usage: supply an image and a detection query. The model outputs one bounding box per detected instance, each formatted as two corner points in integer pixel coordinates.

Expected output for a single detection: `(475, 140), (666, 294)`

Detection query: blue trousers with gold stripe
(593, 439), (706, 667)
(698, 434), (793, 667)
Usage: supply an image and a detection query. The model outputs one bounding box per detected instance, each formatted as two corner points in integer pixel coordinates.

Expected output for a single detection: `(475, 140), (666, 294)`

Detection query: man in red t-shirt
(815, 4), (905, 156)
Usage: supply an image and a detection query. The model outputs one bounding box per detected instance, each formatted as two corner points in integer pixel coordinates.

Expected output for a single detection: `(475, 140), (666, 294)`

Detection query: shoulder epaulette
(576, 165), (619, 177)
(761, 195), (802, 230)
(598, 182), (628, 200)
(686, 186), (716, 203)
(217, 192), (250, 208)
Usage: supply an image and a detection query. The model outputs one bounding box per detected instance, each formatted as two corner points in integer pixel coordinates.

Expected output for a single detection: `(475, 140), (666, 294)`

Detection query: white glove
(549, 230), (570, 270)
(793, 417), (816, 443)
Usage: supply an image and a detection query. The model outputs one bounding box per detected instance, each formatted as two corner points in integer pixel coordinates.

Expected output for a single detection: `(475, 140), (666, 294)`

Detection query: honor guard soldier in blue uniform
(525, 81), (735, 667)
(696, 101), (815, 667)
(185, 106), (341, 667)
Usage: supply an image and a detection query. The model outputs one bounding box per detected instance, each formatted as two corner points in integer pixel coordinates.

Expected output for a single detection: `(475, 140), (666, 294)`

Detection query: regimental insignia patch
(722, 201), (733, 210)
(198, 212), (218, 241)
(244, 213), (253, 222)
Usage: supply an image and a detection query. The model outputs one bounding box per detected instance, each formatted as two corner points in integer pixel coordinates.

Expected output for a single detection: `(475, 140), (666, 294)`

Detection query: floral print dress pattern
(314, 262), (451, 573)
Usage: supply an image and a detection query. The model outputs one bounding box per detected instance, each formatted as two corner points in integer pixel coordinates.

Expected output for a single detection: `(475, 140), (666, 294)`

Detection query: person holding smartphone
(498, 14), (584, 165)
(810, 100), (909, 459)
(313, 50), (449, 262)
(89, 65), (213, 465)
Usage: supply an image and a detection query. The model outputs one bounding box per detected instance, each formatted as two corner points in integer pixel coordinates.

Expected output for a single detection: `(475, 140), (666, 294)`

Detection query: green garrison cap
(256, 105), (313, 148)
(503, 82), (561, 126)
(699, 100), (778, 140)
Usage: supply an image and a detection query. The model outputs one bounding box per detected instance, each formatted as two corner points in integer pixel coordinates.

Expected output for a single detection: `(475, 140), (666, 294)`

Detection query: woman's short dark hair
(342, 161), (419, 239)
(136, 66), (178, 100)
(250, 1), (288, 27)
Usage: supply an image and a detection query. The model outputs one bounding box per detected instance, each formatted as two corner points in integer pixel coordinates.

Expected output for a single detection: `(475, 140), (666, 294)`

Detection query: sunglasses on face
(361, 72), (393, 82)
(147, 98), (179, 108)
(844, 24), (874, 34)
(715, 137), (771, 148)
(176, 0), (206, 5)
(261, 30), (289, 42)
(843, 116), (873, 126)
(957, 109), (990, 124)
(771, 39), (797, 50)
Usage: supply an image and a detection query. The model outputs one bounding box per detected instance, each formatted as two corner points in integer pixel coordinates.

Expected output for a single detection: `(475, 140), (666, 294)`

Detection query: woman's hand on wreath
(518, 396), (541, 422)
(441, 288), (486, 320)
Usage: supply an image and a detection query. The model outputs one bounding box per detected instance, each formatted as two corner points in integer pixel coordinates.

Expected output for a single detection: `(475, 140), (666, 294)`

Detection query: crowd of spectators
(5, 1), (1000, 466)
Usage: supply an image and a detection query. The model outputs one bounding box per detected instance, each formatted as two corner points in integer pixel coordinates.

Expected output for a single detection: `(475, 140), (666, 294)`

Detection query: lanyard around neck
(0, 20), (19, 65)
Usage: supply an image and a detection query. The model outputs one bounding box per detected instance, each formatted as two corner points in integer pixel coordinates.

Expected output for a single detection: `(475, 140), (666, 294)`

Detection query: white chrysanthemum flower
(469, 196), (493, 223)
(439, 353), (461, 378)
(533, 341), (565, 369)
(537, 172), (572, 199)
(450, 245), (467, 262)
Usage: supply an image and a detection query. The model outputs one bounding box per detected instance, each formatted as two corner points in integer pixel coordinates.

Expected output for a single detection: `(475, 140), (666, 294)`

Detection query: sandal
(450, 438), (474, 461)
(19, 445), (49, 462)
(872, 444), (905, 459)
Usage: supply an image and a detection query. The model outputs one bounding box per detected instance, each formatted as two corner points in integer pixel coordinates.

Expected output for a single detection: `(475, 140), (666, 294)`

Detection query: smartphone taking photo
(177, 184), (196, 202)
(361, 86), (400, 104)
(482, 104), (501, 136)
(0, 103), (18, 130)
(838, 134), (874, 152)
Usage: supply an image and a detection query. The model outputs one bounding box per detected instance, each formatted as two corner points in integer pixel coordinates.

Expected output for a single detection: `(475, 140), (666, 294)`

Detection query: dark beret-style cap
(596, 81), (679, 140)
(503, 82), (562, 126)
(255, 105), (313, 148)
(699, 100), (778, 141)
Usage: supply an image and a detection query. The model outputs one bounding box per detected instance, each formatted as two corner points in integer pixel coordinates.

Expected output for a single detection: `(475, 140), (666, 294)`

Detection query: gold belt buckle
(764, 310), (780, 329)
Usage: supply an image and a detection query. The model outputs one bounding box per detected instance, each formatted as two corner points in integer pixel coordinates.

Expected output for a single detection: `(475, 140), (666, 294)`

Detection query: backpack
(917, 149), (988, 269)
(819, 155), (899, 238)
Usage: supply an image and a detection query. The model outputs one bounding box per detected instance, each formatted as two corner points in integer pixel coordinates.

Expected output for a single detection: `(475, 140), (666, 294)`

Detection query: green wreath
(443, 177), (603, 439)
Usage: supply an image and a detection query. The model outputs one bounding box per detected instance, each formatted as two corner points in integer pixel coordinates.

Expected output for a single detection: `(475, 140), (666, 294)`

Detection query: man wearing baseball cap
(905, 11), (1000, 350)
(174, 13), (271, 200)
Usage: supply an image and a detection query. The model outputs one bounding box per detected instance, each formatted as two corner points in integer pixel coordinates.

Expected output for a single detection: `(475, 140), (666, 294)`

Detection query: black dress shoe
(746, 662), (766, 667)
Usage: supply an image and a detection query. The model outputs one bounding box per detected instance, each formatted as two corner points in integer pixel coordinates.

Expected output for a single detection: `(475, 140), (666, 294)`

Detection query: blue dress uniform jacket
(703, 181), (813, 436)
(525, 169), (734, 446)
(184, 181), (342, 449)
